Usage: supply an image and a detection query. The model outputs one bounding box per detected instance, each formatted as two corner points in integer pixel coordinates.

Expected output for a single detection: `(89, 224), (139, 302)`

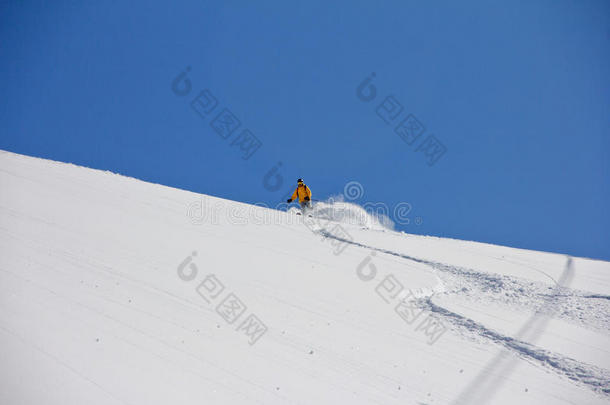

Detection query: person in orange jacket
(287, 178), (312, 214)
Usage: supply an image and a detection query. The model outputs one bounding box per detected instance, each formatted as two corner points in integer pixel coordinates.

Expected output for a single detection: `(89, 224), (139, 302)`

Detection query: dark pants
(300, 200), (312, 213)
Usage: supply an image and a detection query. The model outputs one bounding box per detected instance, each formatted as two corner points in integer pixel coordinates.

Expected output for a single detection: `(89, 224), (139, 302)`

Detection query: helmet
(297, 178), (304, 184)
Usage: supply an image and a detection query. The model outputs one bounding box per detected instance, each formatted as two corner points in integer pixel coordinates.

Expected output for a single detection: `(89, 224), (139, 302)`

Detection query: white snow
(0, 149), (608, 404)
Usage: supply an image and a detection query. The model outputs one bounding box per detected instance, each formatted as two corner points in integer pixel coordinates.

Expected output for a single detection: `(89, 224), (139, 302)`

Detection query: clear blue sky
(1, 1), (609, 260)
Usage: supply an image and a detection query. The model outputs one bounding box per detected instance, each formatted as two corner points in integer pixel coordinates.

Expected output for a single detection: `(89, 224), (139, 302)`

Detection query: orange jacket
(291, 184), (312, 203)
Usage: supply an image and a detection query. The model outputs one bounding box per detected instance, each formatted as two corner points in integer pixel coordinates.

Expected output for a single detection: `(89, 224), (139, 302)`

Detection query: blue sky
(1, 1), (609, 260)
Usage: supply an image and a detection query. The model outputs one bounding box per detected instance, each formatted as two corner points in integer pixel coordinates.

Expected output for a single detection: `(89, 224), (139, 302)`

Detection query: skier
(287, 178), (312, 215)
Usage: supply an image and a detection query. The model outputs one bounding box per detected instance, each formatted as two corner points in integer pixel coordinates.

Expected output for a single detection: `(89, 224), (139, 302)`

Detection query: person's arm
(304, 187), (311, 201)
(287, 188), (298, 203)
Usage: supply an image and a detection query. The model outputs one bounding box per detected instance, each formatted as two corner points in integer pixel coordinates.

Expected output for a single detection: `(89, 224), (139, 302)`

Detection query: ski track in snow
(317, 227), (610, 397)
(2, 152), (609, 405)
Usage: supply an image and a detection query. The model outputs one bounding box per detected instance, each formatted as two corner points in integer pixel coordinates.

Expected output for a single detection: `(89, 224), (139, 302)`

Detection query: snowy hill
(1, 150), (608, 405)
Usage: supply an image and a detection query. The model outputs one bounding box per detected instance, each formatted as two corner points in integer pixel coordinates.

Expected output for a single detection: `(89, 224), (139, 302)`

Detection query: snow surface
(0, 150), (608, 404)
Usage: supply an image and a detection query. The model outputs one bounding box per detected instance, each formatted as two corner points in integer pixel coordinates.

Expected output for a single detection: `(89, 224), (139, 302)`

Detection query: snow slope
(0, 150), (608, 405)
